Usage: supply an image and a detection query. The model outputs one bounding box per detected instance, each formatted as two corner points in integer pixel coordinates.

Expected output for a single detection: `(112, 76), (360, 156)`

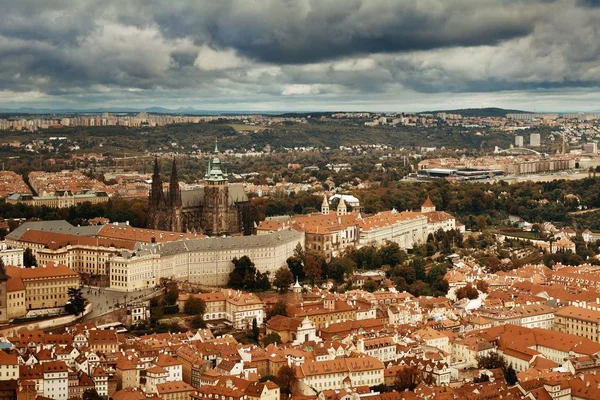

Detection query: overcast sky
(2, 0), (600, 112)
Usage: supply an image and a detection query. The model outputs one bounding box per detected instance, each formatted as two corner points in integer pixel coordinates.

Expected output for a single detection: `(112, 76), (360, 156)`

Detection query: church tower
(336, 196), (347, 216)
(321, 196), (329, 215)
(421, 196), (436, 213)
(150, 157), (164, 207)
(149, 157), (167, 229)
(202, 140), (230, 236)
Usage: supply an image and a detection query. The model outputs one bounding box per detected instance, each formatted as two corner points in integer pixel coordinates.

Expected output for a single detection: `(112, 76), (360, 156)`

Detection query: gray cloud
(0, 0), (599, 111)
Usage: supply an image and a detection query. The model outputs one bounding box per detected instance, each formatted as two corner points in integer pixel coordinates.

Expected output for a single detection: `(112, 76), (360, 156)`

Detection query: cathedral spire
(150, 156), (163, 207)
(169, 157), (181, 207)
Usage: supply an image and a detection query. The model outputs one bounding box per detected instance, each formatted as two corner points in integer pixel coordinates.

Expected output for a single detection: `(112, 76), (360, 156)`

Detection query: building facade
(148, 145), (252, 236)
(109, 229), (304, 291)
(5, 264), (80, 311)
(554, 305), (600, 342)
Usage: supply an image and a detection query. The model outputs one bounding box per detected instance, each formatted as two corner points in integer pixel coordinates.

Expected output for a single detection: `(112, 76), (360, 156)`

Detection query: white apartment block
(0, 352), (18, 380)
(43, 361), (69, 400)
(359, 211), (428, 248)
(0, 242), (23, 267)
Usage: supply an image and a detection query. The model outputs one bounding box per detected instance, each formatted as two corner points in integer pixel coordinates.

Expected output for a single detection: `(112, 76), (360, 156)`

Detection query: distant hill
(0, 107), (284, 116)
(422, 107), (532, 117)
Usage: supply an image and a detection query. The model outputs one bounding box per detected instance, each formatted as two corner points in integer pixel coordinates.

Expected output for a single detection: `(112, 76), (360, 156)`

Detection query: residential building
(6, 191), (109, 208)
(179, 290), (265, 329)
(295, 355), (384, 395)
(287, 294), (357, 330)
(0, 243), (23, 267)
(42, 361), (68, 400)
(109, 229), (303, 290)
(5, 263), (80, 311)
(554, 305), (600, 342)
(156, 381), (197, 400)
(0, 352), (18, 380)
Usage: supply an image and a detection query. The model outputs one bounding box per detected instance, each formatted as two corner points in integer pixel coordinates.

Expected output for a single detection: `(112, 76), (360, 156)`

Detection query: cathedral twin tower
(148, 142), (252, 236)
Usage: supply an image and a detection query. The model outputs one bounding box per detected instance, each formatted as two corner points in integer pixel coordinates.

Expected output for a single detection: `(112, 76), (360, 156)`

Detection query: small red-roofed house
(145, 366), (169, 393)
(42, 360), (68, 400)
(0, 351), (18, 380)
(156, 380), (197, 400)
(88, 330), (118, 354)
(115, 355), (138, 390)
(155, 354), (183, 382)
(245, 380), (280, 400)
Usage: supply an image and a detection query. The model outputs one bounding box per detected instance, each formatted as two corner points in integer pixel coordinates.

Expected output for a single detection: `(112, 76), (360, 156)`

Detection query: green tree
(426, 263), (448, 284)
(378, 241), (406, 267)
(286, 256), (304, 280)
(275, 365), (297, 396)
(326, 256), (356, 283)
(349, 245), (381, 270)
(393, 366), (421, 392)
(267, 300), (288, 319)
(65, 287), (86, 316)
(82, 388), (102, 400)
(151, 306), (164, 321)
(184, 298), (206, 315)
(191, 314), (207, 329)
(303, 254), (323, 284)
(504, 364), (518, 386)
(229, 255), (256, 289)
(475, 280), (489, 293)
(293, 243), (305, 262)
(456, 283), (479, 300)
(252, 318), (259, 342)
(363, 279), (379, 293)
(23, 247), (37, 267)
(273, 266), (294, 293)
(431, 279), (449, 296)
(263, 332), (282, 346)
(164, 286), (179, 305)
(477, 352), (507, 370)
(229, 256), (271, 291)
(411, 258), (426, 281)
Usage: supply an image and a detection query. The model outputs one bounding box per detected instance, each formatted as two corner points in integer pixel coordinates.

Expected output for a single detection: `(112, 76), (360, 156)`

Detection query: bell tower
(321, 196), (329, 215)
(148, 157), (167, 230)
(202, 139), (230, 236)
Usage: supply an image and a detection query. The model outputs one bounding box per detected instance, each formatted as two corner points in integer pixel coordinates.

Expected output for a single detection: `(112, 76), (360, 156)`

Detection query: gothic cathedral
(148, 143), (252, 236)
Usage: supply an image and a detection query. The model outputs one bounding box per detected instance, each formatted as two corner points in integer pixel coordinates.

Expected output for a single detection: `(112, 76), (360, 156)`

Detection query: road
(82, 286), (162, 320)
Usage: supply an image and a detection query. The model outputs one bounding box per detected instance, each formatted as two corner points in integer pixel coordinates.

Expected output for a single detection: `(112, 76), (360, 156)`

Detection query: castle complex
(148, 142), (252, 236)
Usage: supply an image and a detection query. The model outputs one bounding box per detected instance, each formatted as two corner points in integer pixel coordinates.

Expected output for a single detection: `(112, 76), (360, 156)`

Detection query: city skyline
(2, 0), (600, 112)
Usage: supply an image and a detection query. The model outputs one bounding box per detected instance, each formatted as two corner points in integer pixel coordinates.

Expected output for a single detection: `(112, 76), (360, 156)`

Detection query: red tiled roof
(18, 229), (135, 251)
(6, 264), (78, 280)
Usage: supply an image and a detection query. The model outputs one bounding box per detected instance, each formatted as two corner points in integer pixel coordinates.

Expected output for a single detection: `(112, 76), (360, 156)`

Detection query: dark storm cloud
(151, 0), (539, 64)
(0, 0), (599, 110)
(578, 0), (600, 6)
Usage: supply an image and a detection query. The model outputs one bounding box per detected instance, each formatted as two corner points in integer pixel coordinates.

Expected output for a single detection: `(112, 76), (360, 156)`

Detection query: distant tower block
(515, 136), (524, 147)
(530, 133), (541, 147)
